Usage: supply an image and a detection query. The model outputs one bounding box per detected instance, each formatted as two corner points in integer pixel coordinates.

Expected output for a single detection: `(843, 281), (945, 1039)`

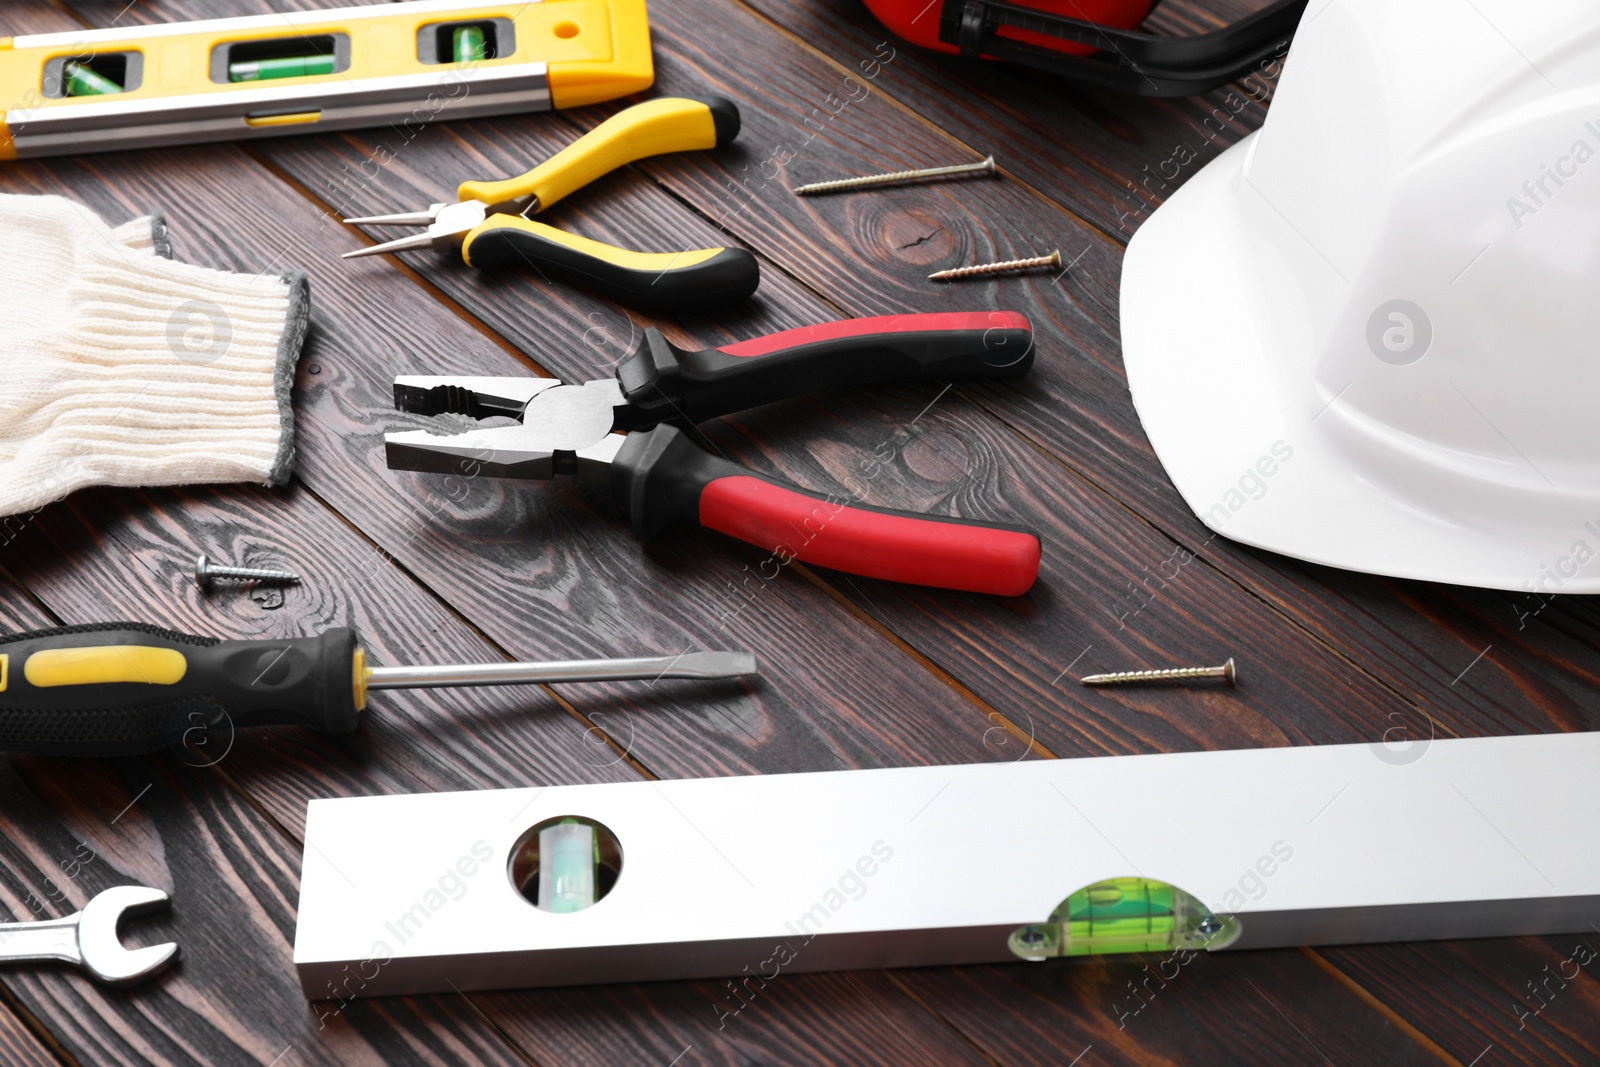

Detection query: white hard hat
(1120, 0), (1600, 593)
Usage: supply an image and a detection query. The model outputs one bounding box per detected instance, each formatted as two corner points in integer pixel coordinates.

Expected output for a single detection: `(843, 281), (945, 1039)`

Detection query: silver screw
(794, 156), (997, 196)
(194, 553), (300, 590)
(929, 249), (1061, 282)
(1080, 658), (1237, 687)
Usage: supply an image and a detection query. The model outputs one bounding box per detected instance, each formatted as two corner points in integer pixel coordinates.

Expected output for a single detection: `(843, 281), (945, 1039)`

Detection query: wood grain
(3, 0), (1595, 1063)
(0, 8), (1109, 1067)
(891, 954), (1444, 1067)
(736, 0), (1276, 239)
(1315, 938), (1600, 1067)
(0, 566), (537, 1067)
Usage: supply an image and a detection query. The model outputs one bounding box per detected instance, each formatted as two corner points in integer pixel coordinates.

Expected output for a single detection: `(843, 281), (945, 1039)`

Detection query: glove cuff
(38, 246), (311, 503)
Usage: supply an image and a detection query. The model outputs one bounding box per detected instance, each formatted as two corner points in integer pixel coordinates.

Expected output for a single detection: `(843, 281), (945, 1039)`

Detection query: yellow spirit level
(0, 0), (653, 159)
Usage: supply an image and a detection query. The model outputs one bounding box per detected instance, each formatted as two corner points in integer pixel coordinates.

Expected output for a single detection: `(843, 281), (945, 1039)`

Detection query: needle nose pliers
(383, 312), (1043, 596)
(342, 96), (759, 312)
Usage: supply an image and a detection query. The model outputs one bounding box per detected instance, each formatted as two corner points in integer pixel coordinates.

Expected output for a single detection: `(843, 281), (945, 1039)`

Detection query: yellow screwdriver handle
(457, 96), (740, 213)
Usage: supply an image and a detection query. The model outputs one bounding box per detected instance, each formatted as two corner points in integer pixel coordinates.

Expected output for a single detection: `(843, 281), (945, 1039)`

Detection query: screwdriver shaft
(365, 652), (758, 690)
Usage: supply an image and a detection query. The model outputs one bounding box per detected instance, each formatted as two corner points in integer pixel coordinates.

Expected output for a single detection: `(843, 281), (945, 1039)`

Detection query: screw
(929, 249), (1061, 282)
(194, 553), (300, 590)
(1079, 658), (1237, 687)
(794, 155), (997, 196)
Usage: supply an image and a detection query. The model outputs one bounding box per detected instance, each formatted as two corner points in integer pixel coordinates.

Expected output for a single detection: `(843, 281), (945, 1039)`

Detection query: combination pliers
(342, 96), (758, 312)
(385, 312), (1043, 596)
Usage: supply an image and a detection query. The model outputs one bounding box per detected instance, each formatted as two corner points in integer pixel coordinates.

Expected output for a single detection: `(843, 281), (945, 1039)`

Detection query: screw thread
(207, 566), (300, 583)
(794, 156), (996, 196)
(1080, 659), (1236, 687)
(196, 554), (300, 588)
(929, 250), (1061, 282)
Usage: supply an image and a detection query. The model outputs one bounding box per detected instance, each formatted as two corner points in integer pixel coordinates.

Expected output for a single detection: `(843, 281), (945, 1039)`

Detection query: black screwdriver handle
(614, 311), (1034, 427)
(0, 624), (361, 757)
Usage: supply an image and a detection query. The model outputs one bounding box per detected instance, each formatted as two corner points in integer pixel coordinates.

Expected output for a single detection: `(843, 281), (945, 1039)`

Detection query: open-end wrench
(0, 885), (177, 985)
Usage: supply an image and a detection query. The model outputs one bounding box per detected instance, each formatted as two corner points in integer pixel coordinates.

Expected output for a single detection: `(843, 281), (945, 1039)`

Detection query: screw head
(194, 554), (211, 589)
(1222, 657), (1237, 684)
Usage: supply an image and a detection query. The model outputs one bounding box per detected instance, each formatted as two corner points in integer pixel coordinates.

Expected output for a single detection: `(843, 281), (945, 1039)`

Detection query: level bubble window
(211, 34), (352, 84)
(1009, 876), (1241, 960)
(417, 19), (516, 64)
(43, 53), (144, 98)
(508, 815), (622, 913)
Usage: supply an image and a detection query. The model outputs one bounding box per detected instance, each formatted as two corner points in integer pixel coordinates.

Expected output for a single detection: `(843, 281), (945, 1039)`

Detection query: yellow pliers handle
(459, 96), (741, 213)
(462, 217), (757, 312)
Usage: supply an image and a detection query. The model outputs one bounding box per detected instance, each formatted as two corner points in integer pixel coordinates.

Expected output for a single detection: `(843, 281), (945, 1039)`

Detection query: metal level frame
(295, 730), (1600, 997)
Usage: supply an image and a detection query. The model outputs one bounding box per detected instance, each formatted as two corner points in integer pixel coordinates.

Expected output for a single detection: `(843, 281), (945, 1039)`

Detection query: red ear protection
(860, 0), (1307, 96)
(862, 0), (1154, 57)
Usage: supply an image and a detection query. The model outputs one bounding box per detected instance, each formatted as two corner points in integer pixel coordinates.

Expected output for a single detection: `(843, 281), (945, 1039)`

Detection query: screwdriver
(0, 624), (758, 758)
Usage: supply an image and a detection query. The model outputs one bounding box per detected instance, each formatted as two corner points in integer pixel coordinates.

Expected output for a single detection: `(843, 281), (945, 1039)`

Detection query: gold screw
(929, 249), (1061, 282)
(1080, 658), (1237, 687)
(794, 156), (998, 196)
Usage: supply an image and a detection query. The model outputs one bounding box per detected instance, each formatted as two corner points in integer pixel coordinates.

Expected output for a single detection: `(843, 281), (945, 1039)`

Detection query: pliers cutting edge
(385, 312), (1043, 596)
(342, 96), (759, 312)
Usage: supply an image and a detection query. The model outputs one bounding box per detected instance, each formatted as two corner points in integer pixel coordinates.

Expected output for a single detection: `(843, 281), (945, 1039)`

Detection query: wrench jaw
(76, 886), (178, 986)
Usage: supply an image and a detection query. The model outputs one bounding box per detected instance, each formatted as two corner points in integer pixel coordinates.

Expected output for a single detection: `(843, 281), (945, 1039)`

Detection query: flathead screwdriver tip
(658, 651), (760, 680)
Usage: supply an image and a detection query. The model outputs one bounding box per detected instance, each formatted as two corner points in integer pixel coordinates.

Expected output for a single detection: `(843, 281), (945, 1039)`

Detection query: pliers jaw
(384, 426), (557, 481)
(393, 374), (561, 420)
(384, 376), (627, 484)
(384, 427), (627, 483)
(341, 200), (491, 259)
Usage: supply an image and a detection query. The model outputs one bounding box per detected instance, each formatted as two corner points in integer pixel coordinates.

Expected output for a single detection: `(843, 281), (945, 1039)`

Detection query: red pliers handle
(611, 311), (1041, 596)
(612, 424), (1041, 596)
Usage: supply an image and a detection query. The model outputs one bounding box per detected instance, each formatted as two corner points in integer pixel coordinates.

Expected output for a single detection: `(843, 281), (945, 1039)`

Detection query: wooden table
(0, 1), (1594, 1063)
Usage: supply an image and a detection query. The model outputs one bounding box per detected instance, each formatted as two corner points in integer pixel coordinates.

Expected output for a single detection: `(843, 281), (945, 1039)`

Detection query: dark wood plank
(20, 1), (1599, 1065)
(211, 44), (1423, 760)
(0, 433), (1009, 1065)
(479, 970), (1000, 1066)
(0, 994), (61, 1067)
(1316, 938), (1600, 1067)
(732, 0), (1278, 238)
(890, 954), (1446, 1067)
(0, 567), (535, 1067)
(0, 130), (1004, 782)
(634, 6), (1600, 1059)
(1, 7), (1051, 1064)
(7, 481), (642, 835)
(48, 3), (1497, 1063)
(181, 0), (1590, 770)
(629, 0), (1600, 748)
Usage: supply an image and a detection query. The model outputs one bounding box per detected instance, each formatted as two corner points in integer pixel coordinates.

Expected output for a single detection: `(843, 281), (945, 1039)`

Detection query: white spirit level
(294, 730), (1600, 998)
(0, 0), (652, 158)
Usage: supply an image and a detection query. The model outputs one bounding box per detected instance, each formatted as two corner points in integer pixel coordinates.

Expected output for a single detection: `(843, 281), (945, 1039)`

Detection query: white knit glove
(0, 194), (310, 518)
